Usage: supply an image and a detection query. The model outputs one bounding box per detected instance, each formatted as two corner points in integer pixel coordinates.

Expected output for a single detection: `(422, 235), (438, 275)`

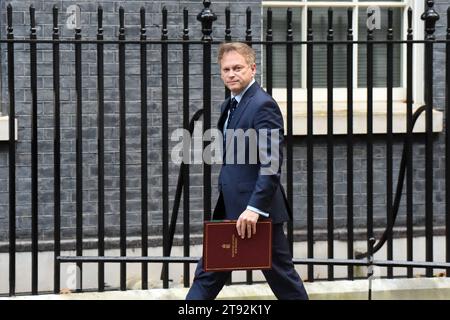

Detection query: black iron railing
(1, 0), (450, 297)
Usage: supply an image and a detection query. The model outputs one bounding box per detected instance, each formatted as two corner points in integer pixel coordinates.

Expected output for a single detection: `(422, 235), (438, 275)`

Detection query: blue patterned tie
(226, 98), (238, 130)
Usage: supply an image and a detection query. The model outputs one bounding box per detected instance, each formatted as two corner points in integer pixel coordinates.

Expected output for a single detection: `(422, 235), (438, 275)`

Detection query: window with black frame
(262, 0), (409, 91)
(260, 0), (432, 135)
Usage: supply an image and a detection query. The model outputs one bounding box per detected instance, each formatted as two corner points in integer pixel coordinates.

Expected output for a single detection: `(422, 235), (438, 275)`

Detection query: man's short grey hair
(217, 42), (256, 66)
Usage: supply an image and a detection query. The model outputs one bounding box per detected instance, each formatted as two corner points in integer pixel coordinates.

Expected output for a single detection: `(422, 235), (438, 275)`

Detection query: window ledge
(0, 116), (18, 141)
(278, 101), (443, 136)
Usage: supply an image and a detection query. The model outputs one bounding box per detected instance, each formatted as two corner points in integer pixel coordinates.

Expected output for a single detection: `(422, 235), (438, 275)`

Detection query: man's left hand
(236, 209), (259, 239)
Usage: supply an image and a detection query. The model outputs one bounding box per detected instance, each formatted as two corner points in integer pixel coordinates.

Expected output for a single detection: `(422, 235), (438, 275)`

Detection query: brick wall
(0, 0), (447, 249)
(0, 0), (261, 246)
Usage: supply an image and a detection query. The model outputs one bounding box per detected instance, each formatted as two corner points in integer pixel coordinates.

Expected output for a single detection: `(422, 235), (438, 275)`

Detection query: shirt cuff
(246, 205), (270, 218)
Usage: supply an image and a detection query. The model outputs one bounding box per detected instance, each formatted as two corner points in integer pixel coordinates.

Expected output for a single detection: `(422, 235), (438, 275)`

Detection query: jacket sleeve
(247, 99), (284, 213)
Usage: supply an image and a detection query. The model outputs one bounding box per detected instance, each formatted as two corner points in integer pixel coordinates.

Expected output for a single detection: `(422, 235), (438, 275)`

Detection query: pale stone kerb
(3, 278), (450, 300)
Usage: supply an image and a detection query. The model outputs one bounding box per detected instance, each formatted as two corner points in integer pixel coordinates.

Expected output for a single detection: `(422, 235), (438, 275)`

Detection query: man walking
(186, 42), (308, 300)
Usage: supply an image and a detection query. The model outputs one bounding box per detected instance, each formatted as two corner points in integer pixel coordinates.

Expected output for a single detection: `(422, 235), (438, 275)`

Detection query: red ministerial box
(202, 220), (272, 272)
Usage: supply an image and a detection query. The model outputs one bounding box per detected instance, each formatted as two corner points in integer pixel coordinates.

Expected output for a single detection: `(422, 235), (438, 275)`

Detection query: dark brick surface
(0, 0), (447, 248)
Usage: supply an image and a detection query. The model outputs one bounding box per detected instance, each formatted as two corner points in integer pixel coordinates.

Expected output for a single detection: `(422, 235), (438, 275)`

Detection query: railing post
(266, 7), (273, 96)
(421, 0), (439, 278)
(161, 6), (170, 289)
(224, 7), (231, 99)
(286, 7), (294, 256)
(197, 0), (216, 223)
(74, 7), (83, 292)
(306, 8), (314, 282)
(366, 9), (374, 270)
(7, 3), (16, 297)
(182, 7), (191, 288)
(139, 5), (149, 291)
(118, 5), (127, 292)
(225, 7), (231, 43)
(198, 0), (217, 42)
(406, 7), (414, 279)
(29, 4), (39, 295)
(446, 5), (450, 278)
(97, 4), (105, 293)
(346, 7), (354, 281)
(52, 4), (61, 295)
(386, 8), (394, 279)
(326, 7), (334, 281)
(246, 7), (252, 45)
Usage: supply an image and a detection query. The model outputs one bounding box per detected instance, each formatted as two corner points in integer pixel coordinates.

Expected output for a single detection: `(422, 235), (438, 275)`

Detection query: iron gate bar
(182, 7), (191, 288)
(366, 10), (374, 273)
(161, 6), (170, 289)
(74, 14), (83, 292)
(286, 7), (294, 258)
(118, 6), (127, 292)
(386, 8), (394, 279)
(7, 3), (16, 298)
(224, 6), (232, 287)
(3, 39), (450, 44)
(245, 7), (252, 45)
(265, 7), (273, 96)
(199, 2), (214, 224)
(346, 7), (354, 281)
(306, 8), (314, 282)
(225, 7), (231, 43)
(52, 5), (61, 294)
(406, 7), (414, 279)
(29, 5), (39, 295)
(447, 7), (450, 277)
(56, 256), (450, 270)
(140, 6), (149, 291)
(422, 0), (439, 278)
(97, 5), (106, 293)
(246, 6), (253, 286)
(326, 8), (334, 281)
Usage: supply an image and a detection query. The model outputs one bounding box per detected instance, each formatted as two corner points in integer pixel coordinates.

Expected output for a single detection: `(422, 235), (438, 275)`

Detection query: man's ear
(251, 63), (256, 76)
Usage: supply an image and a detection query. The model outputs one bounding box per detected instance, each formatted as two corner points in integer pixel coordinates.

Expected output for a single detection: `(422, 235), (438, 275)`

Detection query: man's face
(220, 50), (256, 95)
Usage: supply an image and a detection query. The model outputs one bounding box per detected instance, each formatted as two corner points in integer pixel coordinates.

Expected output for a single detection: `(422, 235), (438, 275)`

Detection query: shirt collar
(231, 78), (255, 104)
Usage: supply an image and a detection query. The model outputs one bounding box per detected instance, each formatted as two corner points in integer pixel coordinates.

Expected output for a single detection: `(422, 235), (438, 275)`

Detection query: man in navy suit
(186, 42), (308, 300)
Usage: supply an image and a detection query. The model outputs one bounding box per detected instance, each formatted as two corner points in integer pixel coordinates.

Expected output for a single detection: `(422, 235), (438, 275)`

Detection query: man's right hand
(236, 209), (259, 239)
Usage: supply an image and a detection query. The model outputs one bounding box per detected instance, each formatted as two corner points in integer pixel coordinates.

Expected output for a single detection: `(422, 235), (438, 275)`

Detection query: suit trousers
(186, 223), (309, 300)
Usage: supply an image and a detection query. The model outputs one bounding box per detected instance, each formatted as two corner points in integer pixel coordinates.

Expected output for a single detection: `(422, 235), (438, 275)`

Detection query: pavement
(3, 277), (450, 300)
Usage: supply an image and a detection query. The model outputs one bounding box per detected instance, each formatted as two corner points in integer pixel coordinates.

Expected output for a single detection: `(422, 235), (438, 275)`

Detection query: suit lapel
(224, 82), (259, 151)
(228, 82), (258, 129)
(217, 97), (231, 132)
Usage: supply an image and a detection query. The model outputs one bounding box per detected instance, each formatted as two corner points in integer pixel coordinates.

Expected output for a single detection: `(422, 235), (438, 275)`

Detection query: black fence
(2, 0), (450, 297)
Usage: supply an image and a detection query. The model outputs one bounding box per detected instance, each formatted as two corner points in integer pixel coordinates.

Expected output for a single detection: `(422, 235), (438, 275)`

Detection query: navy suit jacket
(213, 82), (292, 224)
